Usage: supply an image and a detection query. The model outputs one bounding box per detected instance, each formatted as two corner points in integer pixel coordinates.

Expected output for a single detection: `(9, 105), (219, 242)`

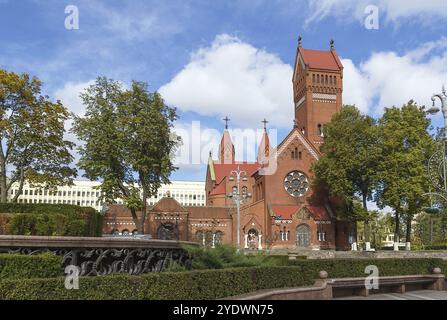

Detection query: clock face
(284, 171), (309, 197)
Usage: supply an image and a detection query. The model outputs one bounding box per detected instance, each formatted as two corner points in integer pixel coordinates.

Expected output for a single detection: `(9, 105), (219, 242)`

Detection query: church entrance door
(296, 224), (310, 248)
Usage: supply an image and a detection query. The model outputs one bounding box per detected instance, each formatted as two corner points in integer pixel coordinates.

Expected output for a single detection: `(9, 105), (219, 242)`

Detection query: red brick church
(104, 38), (354, 251)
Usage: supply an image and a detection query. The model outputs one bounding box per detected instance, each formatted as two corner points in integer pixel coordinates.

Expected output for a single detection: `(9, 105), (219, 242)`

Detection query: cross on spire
(223, 116), (230, 129)
(262, 118), (269, 131)
(298, 35), (302, 48)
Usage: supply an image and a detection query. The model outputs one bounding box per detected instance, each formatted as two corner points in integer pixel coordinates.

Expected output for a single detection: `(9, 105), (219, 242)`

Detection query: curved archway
(247, 228), (258, 249)
(122, 229), (130, 236)
(157, 223), (178, 240)
(296, 224), (310, 248)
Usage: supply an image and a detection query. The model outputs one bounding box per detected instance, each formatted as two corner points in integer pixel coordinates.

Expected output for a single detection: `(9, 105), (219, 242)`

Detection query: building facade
(104, 39), (354, 250)
(8, 180), (206, 211)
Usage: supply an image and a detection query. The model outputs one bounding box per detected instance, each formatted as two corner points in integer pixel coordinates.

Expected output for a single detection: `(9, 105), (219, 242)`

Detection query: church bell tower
(292, 37), (343, 148)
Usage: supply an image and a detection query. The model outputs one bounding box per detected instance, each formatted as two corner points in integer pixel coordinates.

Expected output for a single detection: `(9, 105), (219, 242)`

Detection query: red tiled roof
(271, 205), (299, 220)
(307, 206), (331, 221)
(299, 48), (343, 71)
(151, 197), (187, 212)
(213, 162), (260, 184)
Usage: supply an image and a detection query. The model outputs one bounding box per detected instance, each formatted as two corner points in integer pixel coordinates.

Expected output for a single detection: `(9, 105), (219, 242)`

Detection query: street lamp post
(426, 86), (447, 204)
(227, 166), (252, 252)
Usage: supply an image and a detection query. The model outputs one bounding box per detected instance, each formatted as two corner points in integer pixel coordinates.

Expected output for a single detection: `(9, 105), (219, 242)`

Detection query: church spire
(218, 116), (235, 164)
(257, 119), (271, 164)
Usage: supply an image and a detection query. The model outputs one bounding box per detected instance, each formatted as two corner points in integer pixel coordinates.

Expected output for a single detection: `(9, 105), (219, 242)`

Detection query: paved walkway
(335, 290), (447, 300)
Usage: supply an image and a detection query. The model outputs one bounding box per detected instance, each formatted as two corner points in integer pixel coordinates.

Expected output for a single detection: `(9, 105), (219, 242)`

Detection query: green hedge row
(423, 244), (447, 250)
(0, 204), (103, 237)
(0, 266), (311, 300)
(0, 254), (63, 280)
(0, 203), (95, 215)
(0, 256), (445, 300)
(289, 258), (444, 279)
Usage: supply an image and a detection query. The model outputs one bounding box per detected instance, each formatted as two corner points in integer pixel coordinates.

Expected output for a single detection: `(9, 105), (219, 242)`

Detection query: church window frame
(283, 171), (310, 197)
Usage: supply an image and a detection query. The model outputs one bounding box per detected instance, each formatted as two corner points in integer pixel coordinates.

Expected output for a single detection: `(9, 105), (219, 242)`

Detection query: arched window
(242, 186), (248, 196)
(312, 74), (315, 84)
(232, 186), (238, 195)
(214, 231), (223, 246)
(296, 224), (311, 247)
(317, 124), (323, 137)
(317, 74), (320, 83)
(325, 75), (328, 84)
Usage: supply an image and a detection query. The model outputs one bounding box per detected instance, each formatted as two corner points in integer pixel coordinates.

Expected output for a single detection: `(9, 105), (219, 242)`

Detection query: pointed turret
(218, 116), (235, 164)
(257, 119), (271, 165)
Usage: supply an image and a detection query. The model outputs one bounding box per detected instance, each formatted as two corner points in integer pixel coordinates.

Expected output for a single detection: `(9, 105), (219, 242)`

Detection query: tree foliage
(313, 105), (380, 244)
(72, 77), (179, 233)
(375, 101), (437, 243)
(0, 69), (76, 202)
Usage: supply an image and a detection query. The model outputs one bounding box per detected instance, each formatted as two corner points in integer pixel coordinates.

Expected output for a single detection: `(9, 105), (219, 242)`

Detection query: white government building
(8, 180), (206, 211)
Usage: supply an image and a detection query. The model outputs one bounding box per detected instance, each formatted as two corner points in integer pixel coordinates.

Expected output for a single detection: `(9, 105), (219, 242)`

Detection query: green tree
(375, 101), (437, 249)
(72, 77), (179, 234)
(313, 105), (380, 250)
(0, 69), (76, 202)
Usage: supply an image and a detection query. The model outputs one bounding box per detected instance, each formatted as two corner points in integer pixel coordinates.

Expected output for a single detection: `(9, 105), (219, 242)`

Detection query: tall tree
(313, 105), (380, 250)
(0, 69), (76, 202)
(72, 77), (179, 234)
(375, 101), (436, 250)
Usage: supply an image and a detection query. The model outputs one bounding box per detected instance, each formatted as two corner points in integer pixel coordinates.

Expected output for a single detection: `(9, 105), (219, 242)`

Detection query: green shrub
(0, 253), (63, 280)
(1, 203), (103, 237)
(423, 243), (447, 250)
(0, 266), (313, 300)
(0, 257), (445, 300)
(8, 213), (37, 235)
(285, 258), (442, 279)
(184, 245), (269, 270)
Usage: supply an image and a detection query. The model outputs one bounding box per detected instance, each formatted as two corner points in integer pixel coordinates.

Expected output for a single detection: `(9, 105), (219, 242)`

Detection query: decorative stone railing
(0, 235), (197, 276)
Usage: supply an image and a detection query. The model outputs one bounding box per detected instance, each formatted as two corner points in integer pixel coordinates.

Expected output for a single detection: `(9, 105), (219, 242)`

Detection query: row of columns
(201, 232), (220, 248)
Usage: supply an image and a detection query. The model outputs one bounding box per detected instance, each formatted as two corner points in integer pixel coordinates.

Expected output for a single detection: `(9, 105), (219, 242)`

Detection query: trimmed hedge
(287, 258), (443, 279)
(0, 266), (311, 300)
(0, 254), (63, 280)
(0, 257), (445, 300)
(423, 244), (447, 250)
(0, 203), (103, 237)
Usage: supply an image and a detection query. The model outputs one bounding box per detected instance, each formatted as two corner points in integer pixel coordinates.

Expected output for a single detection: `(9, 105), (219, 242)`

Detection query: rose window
(284, 171), (309, 197)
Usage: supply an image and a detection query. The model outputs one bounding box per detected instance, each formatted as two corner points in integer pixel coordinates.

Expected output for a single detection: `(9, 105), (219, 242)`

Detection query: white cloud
(159, 34), (294, 129)
(161, 33), (447, 123)
(306, 0), (447, 26)
(54, 80), (94, 116)
(342, 37), (447, 115)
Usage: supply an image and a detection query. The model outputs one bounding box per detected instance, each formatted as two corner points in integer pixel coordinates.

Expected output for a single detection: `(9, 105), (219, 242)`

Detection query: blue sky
(1, 0), (447, 184)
